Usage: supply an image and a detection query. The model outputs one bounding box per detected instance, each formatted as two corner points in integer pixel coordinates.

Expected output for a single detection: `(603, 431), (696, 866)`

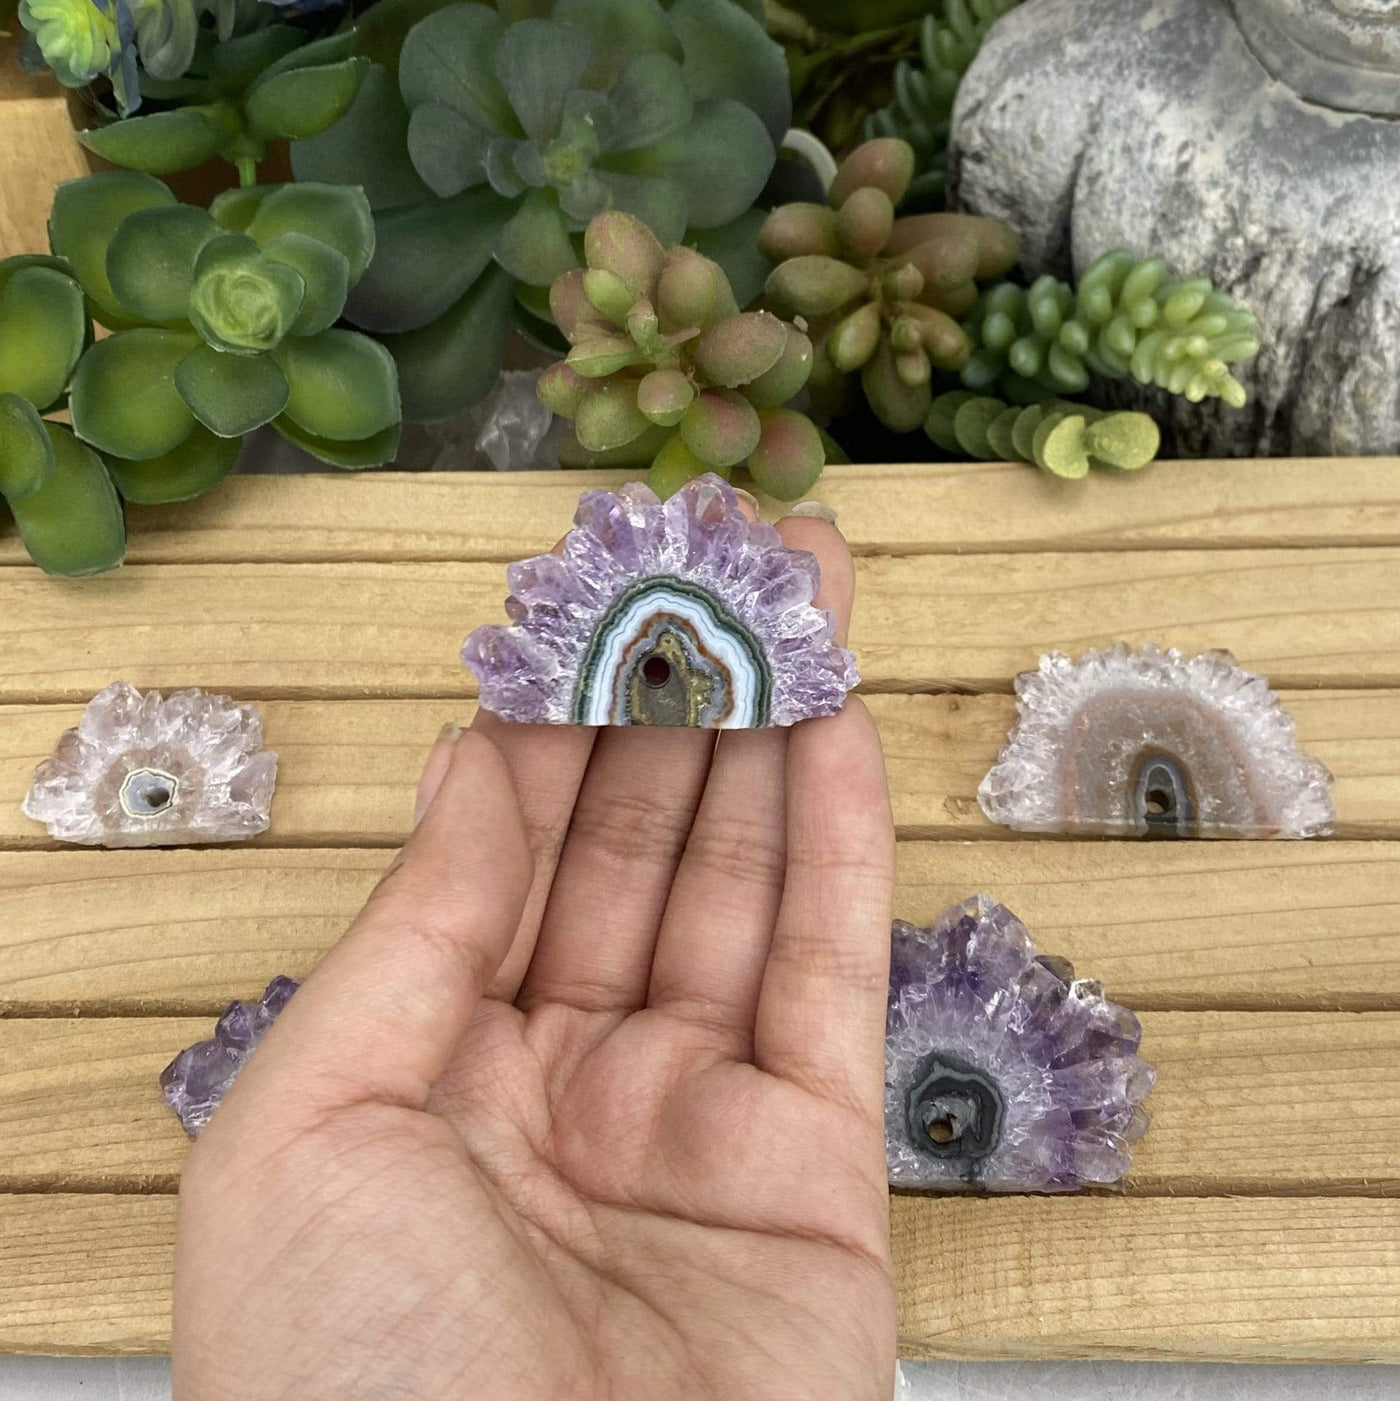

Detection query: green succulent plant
(0, 254), (126, 575)
(961, 249), (1261, 408)
(77, 22), (368, 182)
(291, 0), (790, 423)
(50, 170), (401, 486)
(864, 0), (1021, 211)
(760, 137), (1019, 434)
(926, 390), (1161, 478)
(538, 210), (825, 500)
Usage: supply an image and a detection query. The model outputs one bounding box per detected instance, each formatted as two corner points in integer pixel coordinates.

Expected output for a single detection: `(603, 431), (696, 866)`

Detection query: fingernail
(785, 500), (838, 525)
(438, 721), (462, 743)
(732, 488), (761, 514)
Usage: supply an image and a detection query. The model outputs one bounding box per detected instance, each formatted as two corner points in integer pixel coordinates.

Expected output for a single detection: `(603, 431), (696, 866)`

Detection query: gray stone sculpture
(948, 0), (1400, 457)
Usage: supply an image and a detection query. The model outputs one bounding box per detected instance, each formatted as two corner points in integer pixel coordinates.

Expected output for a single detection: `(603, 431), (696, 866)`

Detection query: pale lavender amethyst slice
(462, 475), (859, 728)
(886, 896), (1154, 1193)
(160, 977), (299, 1137)
(22, 682), (278, 847)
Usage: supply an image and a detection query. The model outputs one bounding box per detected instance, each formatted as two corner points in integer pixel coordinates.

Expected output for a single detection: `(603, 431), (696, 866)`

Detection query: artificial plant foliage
(292, 0), (790, 422)
(50, 170), (401, 487)
(0, 254), (125, 575)
(538, 210), (824, 500)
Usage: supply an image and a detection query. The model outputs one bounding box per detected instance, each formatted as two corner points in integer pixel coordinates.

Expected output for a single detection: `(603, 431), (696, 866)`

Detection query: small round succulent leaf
(491, 17), (593, 141)
(70, 329), (199, 461)
(189, 236), (306, 355)
(826, 301), (881, 373)
(0, 264), (88, 409)
(244, 184), (376, 284)
(536, 360), (589, 417)
(898, 233), (980, 293)
(692, 311), (786, 389)
(574, 379), (650, 452)
(0, 393), (56, 500)
(984, 404), (1024, 462)
(583, 210), (666, 301)
(398, 4), (518, 134)
(860, 338), (930, 433)
(245, 57), (370, 142)
(582, 268), (637, 324)
(492, 187), (580, 287)
(603, 51), (692, 151)
(646, 429), (716, 498)
(79, 108), (231, 176)
(950, 395), (1004, 459)
(886, 213), (1019, 281)
(828, 138), (915, 209)
(924, 390), (974, 453)
(48, 171), (176, 326)
(747, 407), (823, 501)
(679, 387), (759, 468)
(102, 422), (241, 503)
(740, 325), (813, 409)
(272, 414), (402, 470)
(758, 203), (840, 262)
(766, 255), (869, 319)
(174, 343), (289, 438)
(559, 419), (671, 469)
(665, 0), (789, 142)
(550, 268), (612, 343)
(566, 335), (641, 378)
(901, 301), (969, 371)
(1084, 412), (1160, 472)
(1009, 402), (1047, 460)
(7, 422), (124, 576)
(274, 328), (400, 441)
(636, 367), (693, 425)
(105, 204), (220, 326)
(260, 233), (351, 337)
(1032, 412), (1090, 478)
(836, 186), (894, 262)
(655, 250), (723, 333)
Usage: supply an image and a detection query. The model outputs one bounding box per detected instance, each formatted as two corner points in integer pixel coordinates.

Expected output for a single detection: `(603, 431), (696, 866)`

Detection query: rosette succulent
(52, 170), (401, 479)
(761, 138), (1020, 433)
(887, 896), (1155, 1193)
(0, 254), (126, 575)
(292, 0), (790, 421)
(537, 211), (824, 500)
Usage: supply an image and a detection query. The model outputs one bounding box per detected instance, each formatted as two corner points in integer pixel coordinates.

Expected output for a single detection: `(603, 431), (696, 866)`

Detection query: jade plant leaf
(397, 5), (517, 132)
(406, 101), (494, 197)
(188, 234), (306, 355)
(251, 28), (360, 86)
(79, 109), (233, 176)
(272, 415), (402, 468)
(0, 393), (56, 499)
(242, 184), (377, 283)
(208, 24), (308, 91)
(105, 204), (221, 324)
(8, 423), (125, 576)
(70, 328), (199, 460)
(102, 423), (242, 503)
(244, 57), (370, 141)
(0, 263), (88, 409)
(666, 0), (789, 141)
(175, 343), (290, 437)
(261, 233), (351, 336)
(274, 329), (400, 440)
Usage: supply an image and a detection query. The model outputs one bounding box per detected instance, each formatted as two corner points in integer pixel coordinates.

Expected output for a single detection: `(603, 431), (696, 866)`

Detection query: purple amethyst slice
(462, 475), (858, 727)
(887, 896), (1154, 1193)
(160, 976), (298, 1137)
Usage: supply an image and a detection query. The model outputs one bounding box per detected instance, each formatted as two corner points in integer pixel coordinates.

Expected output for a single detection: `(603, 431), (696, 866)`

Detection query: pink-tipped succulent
(538, 211), (825, 501)
(761, 137), (1020, 432)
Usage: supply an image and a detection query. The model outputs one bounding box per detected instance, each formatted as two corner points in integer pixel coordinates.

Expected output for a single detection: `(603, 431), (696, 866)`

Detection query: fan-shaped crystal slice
(462, 475), (858, 727)
(978, 644), (1334, 838)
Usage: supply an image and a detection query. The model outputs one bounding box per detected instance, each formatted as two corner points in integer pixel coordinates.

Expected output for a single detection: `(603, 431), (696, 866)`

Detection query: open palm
(173, 514), (898, 1401)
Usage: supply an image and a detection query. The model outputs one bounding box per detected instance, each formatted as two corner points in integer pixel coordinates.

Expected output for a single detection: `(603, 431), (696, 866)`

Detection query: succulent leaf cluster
(864, 0), (1021, 211)
(0, 254), (125, 575)
(52, 170), (400, 493)
(761, 137), (1019, 433)
(537, 211), (824, 500)
(292, 0), (789, 423)
(961, 250), (1261, 408)
(926, 391), (1161, 478)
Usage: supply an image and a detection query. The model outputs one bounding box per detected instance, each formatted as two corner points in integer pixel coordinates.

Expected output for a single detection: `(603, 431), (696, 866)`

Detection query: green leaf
(245, 184), (376, 283)
(603, 98), (772, 228)
(0, 393), (56, 500)
(552, 0), (681, 89)
(491, 187), (579, 287)
(79, 108), (233, 176)
(275, 329), (400, 440)
(398, 5), (518, 133)
(271, 415), (401, 469)
(250, 27), (358, 87)
(667, 0), (790, 142)
(208, 25), (304, 93)
(8, 424), (125, 575)
(103, 422), (242, 503)
(492, 18), (593, 140)
(245, 57), (371, 142)
(209, 185), (274, 234)
(70, 329), (198, 461)
(0, 265), (88, 409)
(593, 171), (687, 246)
(104, 204), (220, 325)
(189, 234), (305, 355)
(48, 171), (176, 325)
(406, 102), (492, 198)
(378, 263), (515, 420)
(261, 233), (351, 335)
(175, 343), (289, 437)
(344, 185), (513, 332)
(604, 52), (691, 151)
(357, 0), (461, 71)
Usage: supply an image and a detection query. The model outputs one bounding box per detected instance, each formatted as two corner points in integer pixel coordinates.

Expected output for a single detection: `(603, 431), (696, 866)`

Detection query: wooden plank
(4, 459), (1399, 565)
(4, 1011), (1398, 1195)
(2, 843), (1399, 1014)
(1, 548), (1398, 702)
(3, 1192), (1399, 1359)
(892, 1194), (1400, 1361)
(3, 689), (1395, 848)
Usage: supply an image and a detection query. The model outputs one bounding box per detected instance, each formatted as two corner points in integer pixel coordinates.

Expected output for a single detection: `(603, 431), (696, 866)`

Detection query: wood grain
(4, 459), (1400, 565)
(1, 549), (1398, 702)
(2, 843), (1399, 1014)
(4, 1012), (1398, 1195)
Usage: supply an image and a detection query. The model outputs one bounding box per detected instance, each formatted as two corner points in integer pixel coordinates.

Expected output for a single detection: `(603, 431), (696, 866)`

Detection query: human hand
(172, 510), (898, 1401)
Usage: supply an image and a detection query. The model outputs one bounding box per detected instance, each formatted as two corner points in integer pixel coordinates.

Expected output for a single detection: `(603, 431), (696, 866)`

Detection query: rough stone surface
(948, 0), (1400, 457)
(886, 896), (1155, 1194)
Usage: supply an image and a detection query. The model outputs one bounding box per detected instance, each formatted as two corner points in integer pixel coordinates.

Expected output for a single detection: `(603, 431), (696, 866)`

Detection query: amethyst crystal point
(886, 897), (1154, 1193)
(978, 644), (1334, 839)
(463, 475), (859, 727)
(22, 682), (278, 846)
(161, 976), (299, 1138)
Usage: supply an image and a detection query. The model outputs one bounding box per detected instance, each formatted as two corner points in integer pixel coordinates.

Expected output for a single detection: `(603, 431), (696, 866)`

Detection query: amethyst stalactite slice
(978, 643), (1334, 838)
(161, 977), (299, 1138)
(462, 475), (859, 728)
(886, 897), (1155, 1193)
